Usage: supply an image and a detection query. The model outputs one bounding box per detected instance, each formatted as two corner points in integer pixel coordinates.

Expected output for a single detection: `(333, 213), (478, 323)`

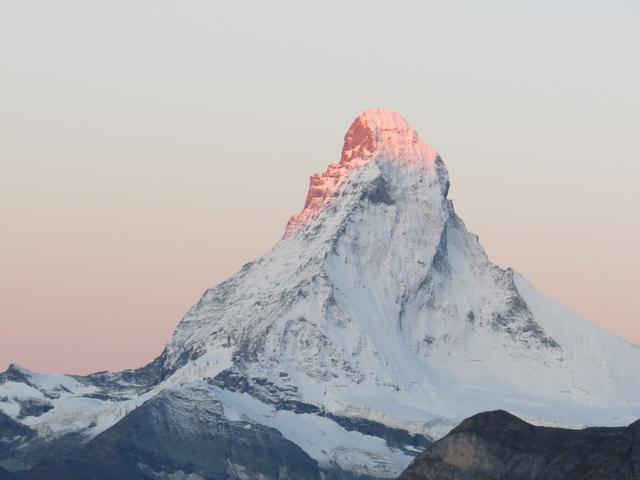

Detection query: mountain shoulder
(398, 410), (640, 480)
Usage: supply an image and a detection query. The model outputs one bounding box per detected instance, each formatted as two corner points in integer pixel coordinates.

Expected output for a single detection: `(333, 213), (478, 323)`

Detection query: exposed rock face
(0, 411), (35, 473)
(399, 410), (640, 480)
(284, 108), (440, 236)
(2, 109), (640, 479)
(8, 384), (323, 480)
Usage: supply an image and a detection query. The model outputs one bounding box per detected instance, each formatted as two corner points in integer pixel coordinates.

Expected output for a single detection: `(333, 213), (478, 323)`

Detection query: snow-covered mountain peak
(3, 109), (640, 479)
(285, 108), (443, 237)
(5, 363), (30, 375)
(162, 109), (640, 431)
(342, 108), (439, 168)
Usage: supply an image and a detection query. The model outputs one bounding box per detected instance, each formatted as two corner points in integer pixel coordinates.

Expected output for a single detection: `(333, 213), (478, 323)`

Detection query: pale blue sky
(1, 1), (639, 372)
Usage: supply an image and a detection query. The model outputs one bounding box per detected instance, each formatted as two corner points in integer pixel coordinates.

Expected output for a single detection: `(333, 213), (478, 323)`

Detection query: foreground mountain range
(399, 410), (640, 479)
(1, 109), (639, 479)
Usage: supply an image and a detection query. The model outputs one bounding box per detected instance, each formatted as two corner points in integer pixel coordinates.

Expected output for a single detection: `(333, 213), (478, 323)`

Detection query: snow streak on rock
(2, 109), (640, 479)
(285, 109), (440, 236)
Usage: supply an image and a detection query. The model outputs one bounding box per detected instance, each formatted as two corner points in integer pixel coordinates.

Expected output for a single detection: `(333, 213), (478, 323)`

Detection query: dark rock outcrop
(398, 410), (640, 480)
(9, 385), (321, 480)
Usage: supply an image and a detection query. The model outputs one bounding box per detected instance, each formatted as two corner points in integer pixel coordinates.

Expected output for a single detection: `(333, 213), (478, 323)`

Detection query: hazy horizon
(1, 0), (639, 374)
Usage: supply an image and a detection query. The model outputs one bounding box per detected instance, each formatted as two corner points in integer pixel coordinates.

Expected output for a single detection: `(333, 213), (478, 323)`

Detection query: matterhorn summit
(2, 109), (639, 479)
(284, 108), (441, 236)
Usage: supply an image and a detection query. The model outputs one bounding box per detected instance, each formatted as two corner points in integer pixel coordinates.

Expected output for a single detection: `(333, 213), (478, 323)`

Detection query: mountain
(1, 109), (639, 479)
(398, 410), (640, 479)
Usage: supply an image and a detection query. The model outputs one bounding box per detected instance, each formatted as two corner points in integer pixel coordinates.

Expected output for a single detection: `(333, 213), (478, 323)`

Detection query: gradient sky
(1, 0), (639, 374)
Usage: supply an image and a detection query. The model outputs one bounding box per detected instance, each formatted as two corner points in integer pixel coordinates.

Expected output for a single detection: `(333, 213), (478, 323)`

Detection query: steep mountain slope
(398, 410), (640, 480)
(1, 109), (639, 479)
(10, 383), (323, 480)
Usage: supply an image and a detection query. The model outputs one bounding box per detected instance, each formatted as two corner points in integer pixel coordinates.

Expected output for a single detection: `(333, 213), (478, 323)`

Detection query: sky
(1, 0), (639, 374)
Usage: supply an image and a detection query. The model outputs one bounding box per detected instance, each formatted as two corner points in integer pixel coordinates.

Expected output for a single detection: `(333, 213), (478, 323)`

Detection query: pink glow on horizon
(2, 1), (638, 375)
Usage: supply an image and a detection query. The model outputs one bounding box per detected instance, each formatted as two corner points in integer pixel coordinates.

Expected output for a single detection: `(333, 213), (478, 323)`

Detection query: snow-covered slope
(2, 109), (639, 479)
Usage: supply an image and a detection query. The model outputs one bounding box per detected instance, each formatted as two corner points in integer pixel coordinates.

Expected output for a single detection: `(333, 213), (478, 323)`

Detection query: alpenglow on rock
(1, 109), (640, 479)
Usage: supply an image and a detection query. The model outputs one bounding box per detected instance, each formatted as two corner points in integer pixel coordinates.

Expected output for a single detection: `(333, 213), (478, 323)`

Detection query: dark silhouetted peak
(450, 409), (535, 437)
(399, 410), (640, 480)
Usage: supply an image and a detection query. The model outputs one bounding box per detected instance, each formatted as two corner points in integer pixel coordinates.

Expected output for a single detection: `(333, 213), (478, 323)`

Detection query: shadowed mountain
(398, 410), (640, 480)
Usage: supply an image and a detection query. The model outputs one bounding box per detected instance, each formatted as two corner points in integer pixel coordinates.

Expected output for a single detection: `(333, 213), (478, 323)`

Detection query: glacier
(1, 109), (639, 479)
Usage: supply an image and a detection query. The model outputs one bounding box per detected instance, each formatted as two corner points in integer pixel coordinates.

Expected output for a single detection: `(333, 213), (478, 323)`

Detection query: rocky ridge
(1, 109), (639, 479)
